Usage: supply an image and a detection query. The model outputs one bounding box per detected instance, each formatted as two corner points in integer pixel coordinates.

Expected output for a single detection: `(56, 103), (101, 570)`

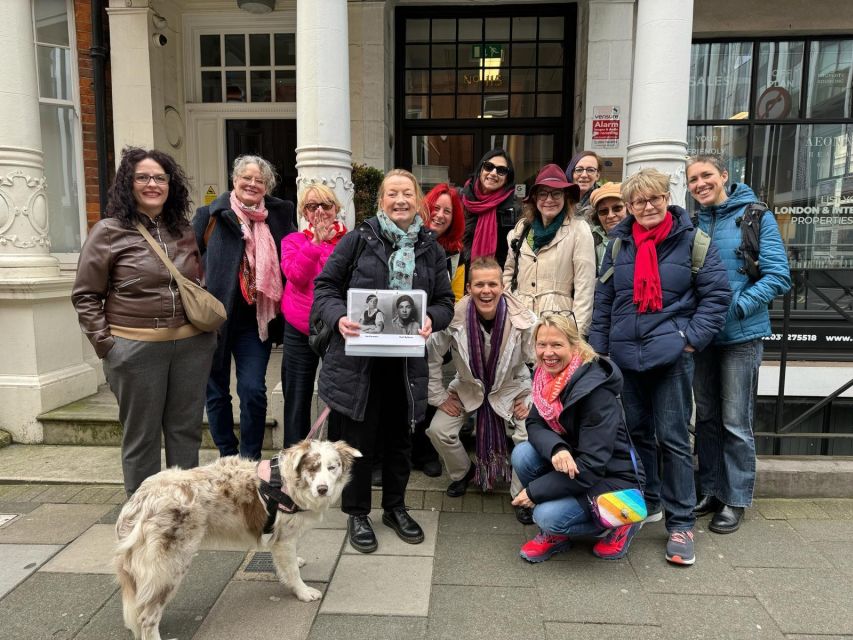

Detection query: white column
(0, 0), (59, 277)
(625, 0), (694, 205)
(0, 0), (98, 442)
(295, 0), (354, 229)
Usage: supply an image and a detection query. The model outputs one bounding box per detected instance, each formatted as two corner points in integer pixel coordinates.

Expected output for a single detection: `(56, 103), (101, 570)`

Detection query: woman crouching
(511, 313), (645, 562)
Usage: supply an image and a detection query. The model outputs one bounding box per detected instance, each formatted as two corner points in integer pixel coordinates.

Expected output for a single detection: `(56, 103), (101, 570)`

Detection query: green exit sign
(472, 43), (503, 59)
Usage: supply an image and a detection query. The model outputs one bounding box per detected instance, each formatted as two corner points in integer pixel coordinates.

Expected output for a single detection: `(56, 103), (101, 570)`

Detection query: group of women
(72, 143), (787, 570)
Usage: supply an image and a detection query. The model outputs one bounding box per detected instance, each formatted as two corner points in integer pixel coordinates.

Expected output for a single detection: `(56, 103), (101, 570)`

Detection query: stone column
(295, 0), (354, 229)
(0, 0), (98, 442)
(625, 0), (694, 205)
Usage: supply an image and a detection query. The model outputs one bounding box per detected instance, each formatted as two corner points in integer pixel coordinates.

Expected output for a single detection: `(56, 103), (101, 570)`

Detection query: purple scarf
(467, 296), (511, 490)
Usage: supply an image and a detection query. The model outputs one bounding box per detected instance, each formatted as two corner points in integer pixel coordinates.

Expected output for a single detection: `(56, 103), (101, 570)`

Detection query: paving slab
(754, 499), (831, 520)
(40, 524), (116, 574)
(427, 584), (544, 640)
(97, 504), (124, 524)
(68, 485), (126, 504)
(167, 550), (246, 612)
(812, 498), (853, 519)
(787, 518), (853, 541)
(193, 580), (324, 640)
(307, 614), (428, 640)
(716, 518), (832, 569)
(482, 493), (506, 513)
(0, 501), (40, 515)
(650, 593), (785, 638)
(0, 503), (112, 544)
(438, 510), (526, 536)
(433, 533), (536, 587)
(0, 572), (117, 640)
(544, 622), (662, 640)
(533, 559), (659, 625)
(321, 554), (433, 616)
(741, 567), (853, 635)
(29, 484), (86, 503)
(812, 540), (853, 574)
(314, 508), (348, 530)
(233, 528), (345, 583)
(627, 536), (754, 596)
(0, 543), (62, 599)
(342, 509), (438, 557)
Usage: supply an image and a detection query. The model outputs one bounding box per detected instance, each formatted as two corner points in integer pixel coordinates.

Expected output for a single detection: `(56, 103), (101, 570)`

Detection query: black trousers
(328, 358), (412, 515)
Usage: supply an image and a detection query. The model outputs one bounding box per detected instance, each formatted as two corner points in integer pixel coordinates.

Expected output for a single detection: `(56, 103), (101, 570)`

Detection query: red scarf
(462, 179), (513, 260)
(631, 212), (673, 313)
(303, 220), (347, 245)
(531, 353), (584, 434)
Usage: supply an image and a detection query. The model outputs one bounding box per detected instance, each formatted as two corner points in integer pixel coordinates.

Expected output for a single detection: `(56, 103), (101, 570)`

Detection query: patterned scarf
(302, 220), (348, 245)
(467, 296), (511, 490)
(376, 210), (422, 290)
(531, 353), (584, 434)
(631, 211), (673, 313)
(462, 179), (514, 260)
(230, 192), (283, 341)
(531, 208), (566, 252)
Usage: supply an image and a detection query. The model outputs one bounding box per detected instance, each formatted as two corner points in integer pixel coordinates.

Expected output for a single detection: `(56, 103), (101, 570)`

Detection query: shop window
(199, 32), (295, 103)
(34, 0), (83, 254)
(689, 42), (753, 120)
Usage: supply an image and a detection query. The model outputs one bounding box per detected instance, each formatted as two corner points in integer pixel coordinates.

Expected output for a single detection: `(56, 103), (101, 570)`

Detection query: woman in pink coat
(280, 183), (348, 445)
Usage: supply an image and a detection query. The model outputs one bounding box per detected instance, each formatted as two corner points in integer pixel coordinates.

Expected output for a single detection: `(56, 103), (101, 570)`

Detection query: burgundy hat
(525, 164), (581, 202)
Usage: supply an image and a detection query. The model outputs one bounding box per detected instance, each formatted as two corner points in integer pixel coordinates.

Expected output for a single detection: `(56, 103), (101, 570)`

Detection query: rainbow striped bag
(588, 448), (647, 528)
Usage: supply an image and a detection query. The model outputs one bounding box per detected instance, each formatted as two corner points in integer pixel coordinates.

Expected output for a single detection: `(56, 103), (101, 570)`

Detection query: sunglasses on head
(539, 309), (577, 327)
(482, 161), (510, 177)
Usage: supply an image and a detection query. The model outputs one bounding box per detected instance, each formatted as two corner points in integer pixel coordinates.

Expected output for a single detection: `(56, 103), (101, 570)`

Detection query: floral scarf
(376, 210), (422, 290)
(531, 353), (584, 434)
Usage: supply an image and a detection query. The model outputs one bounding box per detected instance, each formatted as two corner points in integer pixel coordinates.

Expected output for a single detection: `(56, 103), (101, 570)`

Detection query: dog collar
(257, 457), (302, 533)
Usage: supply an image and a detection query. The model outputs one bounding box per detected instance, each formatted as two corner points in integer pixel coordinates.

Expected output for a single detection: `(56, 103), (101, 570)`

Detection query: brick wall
(74, 1), (113, 228)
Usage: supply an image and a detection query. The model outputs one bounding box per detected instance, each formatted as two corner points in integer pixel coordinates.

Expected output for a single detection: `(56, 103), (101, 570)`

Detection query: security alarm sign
(592, 105), (621, 149)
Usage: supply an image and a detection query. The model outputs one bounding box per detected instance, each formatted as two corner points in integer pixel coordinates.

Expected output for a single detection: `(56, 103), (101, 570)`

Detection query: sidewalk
(1, 477), (851, 640)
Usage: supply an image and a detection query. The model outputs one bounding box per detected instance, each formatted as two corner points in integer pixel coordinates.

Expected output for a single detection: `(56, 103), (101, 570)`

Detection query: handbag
(308, 234), (366, 357)
(588, 447), (648, 529)
(136, 224), (227, 332)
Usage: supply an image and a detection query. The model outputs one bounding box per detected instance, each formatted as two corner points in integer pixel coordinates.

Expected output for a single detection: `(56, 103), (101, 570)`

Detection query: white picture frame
(345, 288), (427, 357)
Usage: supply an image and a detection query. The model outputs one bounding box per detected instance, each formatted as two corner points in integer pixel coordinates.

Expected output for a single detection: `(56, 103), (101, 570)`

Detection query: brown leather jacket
(72, 216), (202, 358)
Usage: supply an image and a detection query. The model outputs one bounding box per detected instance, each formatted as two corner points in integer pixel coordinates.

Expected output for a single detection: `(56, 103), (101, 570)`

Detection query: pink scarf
(230, 191), (283, 341)
(532, 353), (584, 434)
(462, 179), (514, 260)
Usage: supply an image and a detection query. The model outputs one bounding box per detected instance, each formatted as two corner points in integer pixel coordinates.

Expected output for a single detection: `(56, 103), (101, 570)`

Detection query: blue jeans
(511, 442), (602, 537)
(281, 320), (320, 447)
(206, 320), (272, 460)
(622, 353), (696, 532)
(694, 339), (762, 507)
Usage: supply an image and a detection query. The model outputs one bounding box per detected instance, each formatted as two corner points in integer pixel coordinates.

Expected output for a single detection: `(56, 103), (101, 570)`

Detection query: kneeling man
(426, 257), (537, 523)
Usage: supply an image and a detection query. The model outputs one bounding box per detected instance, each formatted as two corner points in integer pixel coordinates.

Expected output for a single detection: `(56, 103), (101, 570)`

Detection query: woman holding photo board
(312, 169), (455, 554)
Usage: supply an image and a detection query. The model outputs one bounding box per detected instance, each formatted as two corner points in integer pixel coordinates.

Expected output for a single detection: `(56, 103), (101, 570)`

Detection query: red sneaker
(592, 523), (641, 560)
(519, 532), (571, 563)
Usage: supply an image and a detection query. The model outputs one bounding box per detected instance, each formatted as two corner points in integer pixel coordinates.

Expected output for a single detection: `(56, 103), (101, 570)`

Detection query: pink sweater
(280, 232), (336, 335)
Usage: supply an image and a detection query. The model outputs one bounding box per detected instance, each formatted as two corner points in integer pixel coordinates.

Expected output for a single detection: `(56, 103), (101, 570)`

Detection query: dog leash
(306, 406), (331, 441)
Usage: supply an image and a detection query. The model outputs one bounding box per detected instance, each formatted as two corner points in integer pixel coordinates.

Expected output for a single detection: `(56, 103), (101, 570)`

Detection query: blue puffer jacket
(696, 183), (792, 345)
(588, 206), (731, 372)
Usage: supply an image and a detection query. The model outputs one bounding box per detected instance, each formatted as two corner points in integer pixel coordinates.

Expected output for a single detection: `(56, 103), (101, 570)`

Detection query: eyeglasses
(133, 173), (170, 186)
(628, 194), (668, 210)
(304, 202), (335, 213)
(482, 161), (510, 177)
(536, 189), (565, 201)
(597, 204), (625, 216)
(237, 175), (266, 186)
(573, 166), (599, 175)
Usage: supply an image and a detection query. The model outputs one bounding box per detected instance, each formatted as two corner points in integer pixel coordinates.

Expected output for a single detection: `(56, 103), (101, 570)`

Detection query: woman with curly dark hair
(72, 147), (217, 496)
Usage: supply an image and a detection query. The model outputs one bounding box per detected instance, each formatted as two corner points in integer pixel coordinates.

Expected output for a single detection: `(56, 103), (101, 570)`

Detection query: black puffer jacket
(313, 217), (455, 424)
(525, 357), (645, 504)
(192, 192), (296, 367)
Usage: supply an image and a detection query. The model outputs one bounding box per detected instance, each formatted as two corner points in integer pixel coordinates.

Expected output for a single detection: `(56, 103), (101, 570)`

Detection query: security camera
(152, 33), (167, 47)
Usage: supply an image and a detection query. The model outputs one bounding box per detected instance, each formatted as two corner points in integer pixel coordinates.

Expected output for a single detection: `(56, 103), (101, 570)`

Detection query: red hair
(423, 183), (464, 254)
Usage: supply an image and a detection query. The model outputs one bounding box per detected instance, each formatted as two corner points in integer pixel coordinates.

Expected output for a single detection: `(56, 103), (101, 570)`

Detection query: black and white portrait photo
(346, 289), (428, 356)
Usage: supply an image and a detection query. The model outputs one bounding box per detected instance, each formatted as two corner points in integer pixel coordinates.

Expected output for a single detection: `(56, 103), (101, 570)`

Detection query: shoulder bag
(588, 447), (647, 529)
(136, 223), (227, 332)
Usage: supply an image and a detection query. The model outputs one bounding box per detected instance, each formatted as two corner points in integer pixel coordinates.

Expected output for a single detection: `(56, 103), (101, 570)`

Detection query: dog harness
(257, 457), (302, 534)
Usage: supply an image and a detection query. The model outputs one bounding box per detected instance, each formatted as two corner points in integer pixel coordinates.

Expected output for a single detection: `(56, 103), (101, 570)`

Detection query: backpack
(598, 229), (712, 284)
(738, 203), (765, 281)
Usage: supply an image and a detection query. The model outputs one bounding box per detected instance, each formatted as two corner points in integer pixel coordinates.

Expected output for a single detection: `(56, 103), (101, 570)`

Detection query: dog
(113, 439), (361, 640)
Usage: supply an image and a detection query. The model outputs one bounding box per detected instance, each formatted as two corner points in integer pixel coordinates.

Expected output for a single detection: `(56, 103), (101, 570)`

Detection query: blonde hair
(377, 168), (426, 220)
(621, 168), (670, 206)
(297, 183), (341, 220)
(534, 314), (598, 365)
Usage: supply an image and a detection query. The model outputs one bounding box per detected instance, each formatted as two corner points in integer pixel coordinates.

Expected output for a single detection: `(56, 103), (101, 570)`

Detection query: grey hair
(231, 155), (278, 192)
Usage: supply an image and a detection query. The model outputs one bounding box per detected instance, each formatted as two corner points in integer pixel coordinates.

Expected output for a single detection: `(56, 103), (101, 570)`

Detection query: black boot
(693, 494), (721, 517)
(446, 463), (476, 497)
(382, 507), (424, 544)
(709, 505), (745, 534)
(348, 515), (378, 553)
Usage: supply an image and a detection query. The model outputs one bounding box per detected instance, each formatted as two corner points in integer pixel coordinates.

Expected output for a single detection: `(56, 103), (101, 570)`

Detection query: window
(198, 32), (295, 103)
(34, 0), (83, 253)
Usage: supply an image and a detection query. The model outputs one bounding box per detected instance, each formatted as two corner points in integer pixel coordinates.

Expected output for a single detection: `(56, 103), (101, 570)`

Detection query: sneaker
(665, 530), (695, 565)
(519, 531), (571, 563)
(643, 508), (663, 524)
(592, 523), (641, 560)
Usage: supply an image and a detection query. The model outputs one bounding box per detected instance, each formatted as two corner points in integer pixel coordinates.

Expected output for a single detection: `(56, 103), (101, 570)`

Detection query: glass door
(225, 118), (297, 205)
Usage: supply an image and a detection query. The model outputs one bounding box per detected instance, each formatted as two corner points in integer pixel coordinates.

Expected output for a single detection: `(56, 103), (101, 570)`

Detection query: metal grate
(243, 551), (275, 573)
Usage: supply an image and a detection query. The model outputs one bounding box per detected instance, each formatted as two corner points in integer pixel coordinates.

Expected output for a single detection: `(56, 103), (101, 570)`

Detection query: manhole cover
(244, 551), (275, 573)
(0, 514), (19, 528)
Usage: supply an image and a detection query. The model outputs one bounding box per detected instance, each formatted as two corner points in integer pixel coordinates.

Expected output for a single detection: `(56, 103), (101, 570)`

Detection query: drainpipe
(90, 0), (109, 215)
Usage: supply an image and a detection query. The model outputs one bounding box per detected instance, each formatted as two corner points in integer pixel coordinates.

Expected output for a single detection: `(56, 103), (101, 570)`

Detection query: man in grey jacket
(426, 257), (537, 523)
